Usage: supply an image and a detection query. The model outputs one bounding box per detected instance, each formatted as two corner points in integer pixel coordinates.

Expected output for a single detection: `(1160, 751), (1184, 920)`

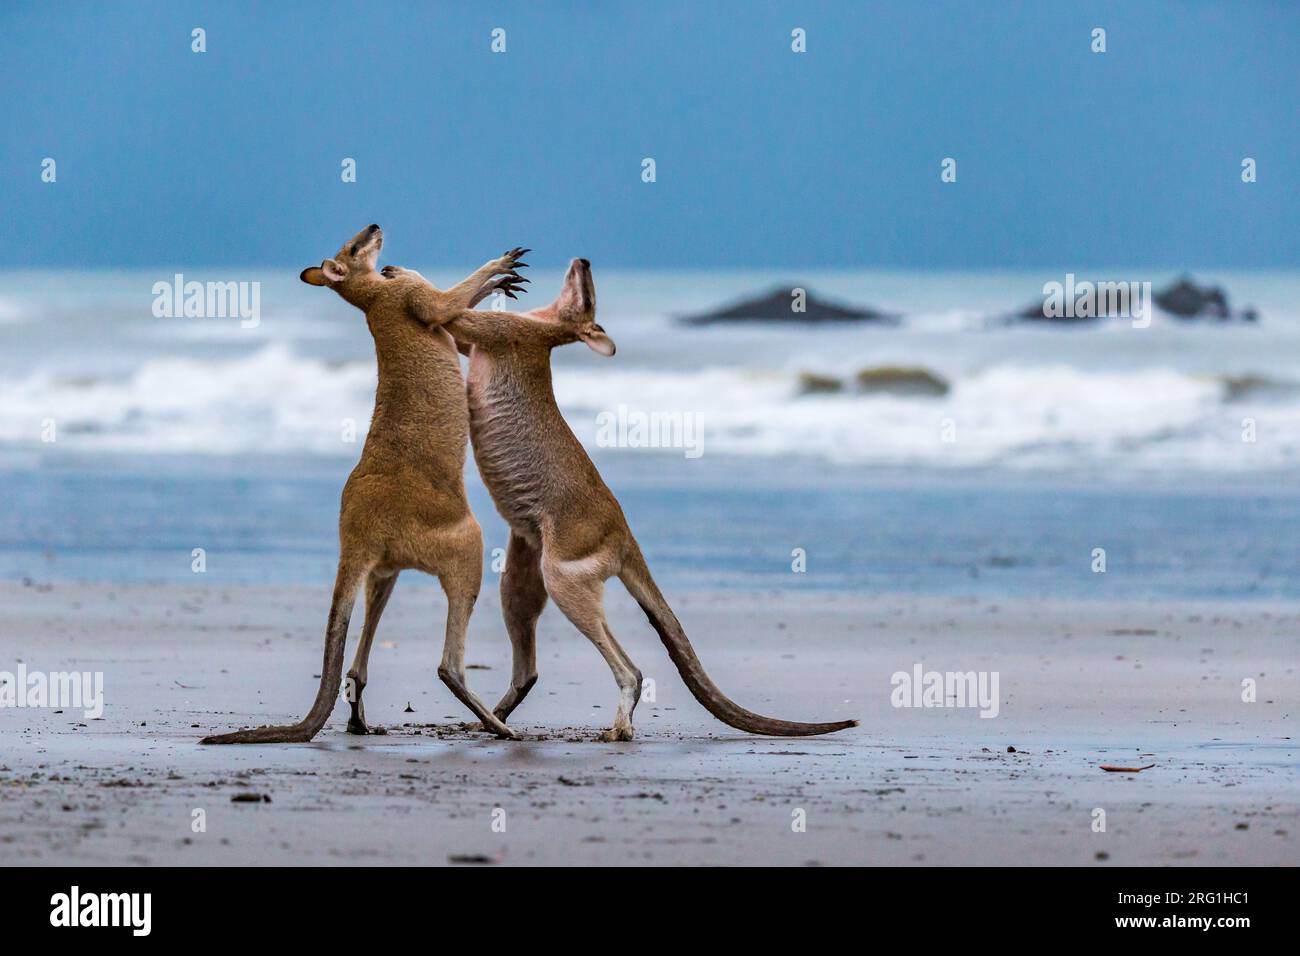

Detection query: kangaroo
(202, 225), (529, 744)
(383, 257), (858, 741)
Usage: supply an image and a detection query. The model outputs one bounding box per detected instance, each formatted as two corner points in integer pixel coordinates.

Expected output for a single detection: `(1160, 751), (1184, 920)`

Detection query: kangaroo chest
(365, 321), (470, 476)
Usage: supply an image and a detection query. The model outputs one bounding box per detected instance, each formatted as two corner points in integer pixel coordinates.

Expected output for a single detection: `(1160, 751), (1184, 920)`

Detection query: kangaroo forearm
(445, 309), (572, 350)
(404, 259), (507, 327)
(444, 259), (505, 309)
(466, 281), (499, 309)
(403, 283), (460, 328)
(444, 309), (515, 347)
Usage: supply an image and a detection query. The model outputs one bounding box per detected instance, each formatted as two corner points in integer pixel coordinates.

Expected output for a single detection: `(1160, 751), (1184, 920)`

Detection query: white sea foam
(2, 341), (1291, 470)
(0, 345), (375, 455)
(556, 363), (1298, 470)
(3, 268), (1298, 472)
(0, 297), (26, 325)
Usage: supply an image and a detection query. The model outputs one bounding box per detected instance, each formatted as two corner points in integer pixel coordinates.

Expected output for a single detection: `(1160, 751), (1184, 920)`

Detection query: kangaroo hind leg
(431, 522), (519, 740)
(346, 570), (399, 734)
(544, 559), (642, 742)
(202, 557), (369, 744)
(493, 532), (546, 722)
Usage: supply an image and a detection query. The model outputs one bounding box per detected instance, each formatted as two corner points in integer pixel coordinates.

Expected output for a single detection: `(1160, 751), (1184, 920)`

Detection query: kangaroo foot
(482, 716), (520, 740)
(201, 723), (316, 745)
(438, 667), (520, 740)
(346, 715), (371, 735)
(596, 724), (634, 743)
(346, 678), (369, 734)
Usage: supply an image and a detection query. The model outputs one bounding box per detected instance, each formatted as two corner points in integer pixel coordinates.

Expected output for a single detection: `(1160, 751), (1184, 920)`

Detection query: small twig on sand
(1099, 763), (1156, 773)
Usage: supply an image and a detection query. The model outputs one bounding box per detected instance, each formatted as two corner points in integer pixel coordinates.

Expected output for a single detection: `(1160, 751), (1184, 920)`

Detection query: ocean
(2, 268), (1298, 598)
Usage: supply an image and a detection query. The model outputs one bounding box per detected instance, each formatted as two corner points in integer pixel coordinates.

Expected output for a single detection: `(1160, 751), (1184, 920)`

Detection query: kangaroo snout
(355, 224), (383, 253)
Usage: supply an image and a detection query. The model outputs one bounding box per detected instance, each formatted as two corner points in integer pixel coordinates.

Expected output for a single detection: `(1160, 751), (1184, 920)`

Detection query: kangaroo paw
(491, 275), (529, 300)
(494, 247), (531, 275)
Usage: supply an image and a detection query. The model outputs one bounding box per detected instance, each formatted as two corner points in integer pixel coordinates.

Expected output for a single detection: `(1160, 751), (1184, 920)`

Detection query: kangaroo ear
(580, 327), (616, 356)
(300, 266), (329, 286)
(321, 258), (348, 282)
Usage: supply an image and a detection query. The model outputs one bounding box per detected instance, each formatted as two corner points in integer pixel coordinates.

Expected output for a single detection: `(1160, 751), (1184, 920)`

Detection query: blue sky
(2, 1), (1296, 270)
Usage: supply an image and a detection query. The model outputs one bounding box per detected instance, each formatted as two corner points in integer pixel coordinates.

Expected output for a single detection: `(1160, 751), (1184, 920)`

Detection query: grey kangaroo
(381, 258), (858, 741)
(202, 225), (528, 743)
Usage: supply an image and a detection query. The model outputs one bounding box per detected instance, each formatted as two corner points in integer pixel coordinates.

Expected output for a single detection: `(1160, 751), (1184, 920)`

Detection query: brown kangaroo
(383, 258), (858, 741)
(202, 225), (529, 743)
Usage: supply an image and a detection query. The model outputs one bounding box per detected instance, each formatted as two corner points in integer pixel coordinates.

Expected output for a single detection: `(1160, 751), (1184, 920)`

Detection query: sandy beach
(3, 578), (1295, 866)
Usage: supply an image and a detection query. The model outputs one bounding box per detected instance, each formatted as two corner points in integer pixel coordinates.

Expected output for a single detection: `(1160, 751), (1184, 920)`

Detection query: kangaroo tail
(201, 565), (360, 744)
(619, 545), (857, 737)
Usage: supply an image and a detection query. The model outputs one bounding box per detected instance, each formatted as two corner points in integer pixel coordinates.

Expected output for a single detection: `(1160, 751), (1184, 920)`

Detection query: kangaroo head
(300, 224), (384, 301)
(545, 258), (614, 356)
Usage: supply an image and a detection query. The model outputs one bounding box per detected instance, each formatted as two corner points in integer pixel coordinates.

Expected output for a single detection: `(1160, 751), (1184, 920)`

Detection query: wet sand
(1, 580), (1296, 865)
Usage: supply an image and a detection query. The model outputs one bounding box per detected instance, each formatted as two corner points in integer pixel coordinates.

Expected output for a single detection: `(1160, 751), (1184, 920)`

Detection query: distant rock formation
(1219, 373), (1296, 401)
(796, 366), (950, 398)
(1015, 300), (1107, 323)
(1155, 276), (1257, 321)
(796, 372), (844, 394)
(678, 285), (896, 326)
(856, 366), (949, 397)
(1015, 275), (1258, 324)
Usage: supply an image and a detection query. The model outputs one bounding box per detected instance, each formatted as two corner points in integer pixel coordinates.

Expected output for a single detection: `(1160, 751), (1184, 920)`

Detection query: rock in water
(1014, 275), (1257, 323)
(797, 372), (845, 395)
(678, 285), (896, 325)
(855, 366), (950, 397)
(1016, 300), (1107, 323)
(1154, 275), (1253, 320)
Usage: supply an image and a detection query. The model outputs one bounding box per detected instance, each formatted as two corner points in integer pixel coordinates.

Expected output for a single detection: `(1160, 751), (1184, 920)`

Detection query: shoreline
(2, 581), (1296, 865)
(4, 459), (1300, 601)
(6, 445), (1300, 493)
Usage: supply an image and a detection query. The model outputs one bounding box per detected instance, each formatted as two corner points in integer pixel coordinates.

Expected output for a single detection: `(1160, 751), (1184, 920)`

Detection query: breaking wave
(3, 344), (1289, 471)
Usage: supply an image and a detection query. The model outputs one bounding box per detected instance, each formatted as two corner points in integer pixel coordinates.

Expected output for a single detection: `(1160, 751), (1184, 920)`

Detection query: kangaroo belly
(466, 366), (549, 535)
